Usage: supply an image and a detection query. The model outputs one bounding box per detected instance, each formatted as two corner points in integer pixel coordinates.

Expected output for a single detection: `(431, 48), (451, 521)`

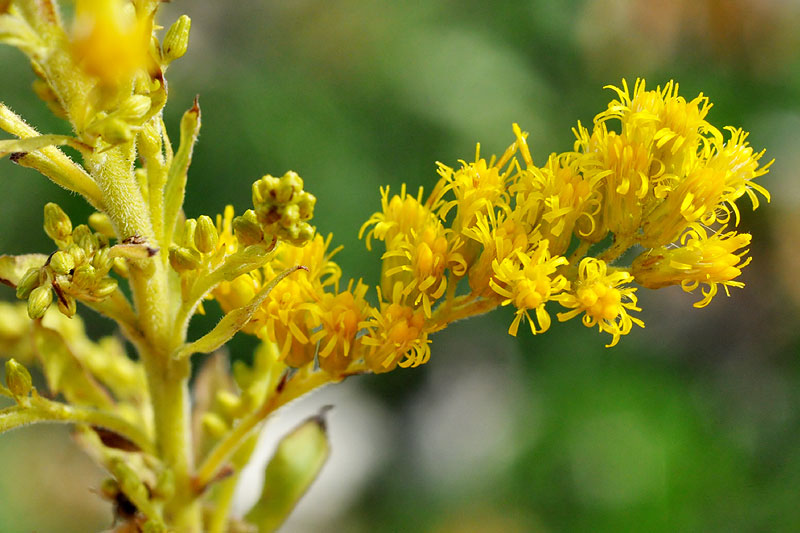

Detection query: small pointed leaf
(174, 266), (305, 360)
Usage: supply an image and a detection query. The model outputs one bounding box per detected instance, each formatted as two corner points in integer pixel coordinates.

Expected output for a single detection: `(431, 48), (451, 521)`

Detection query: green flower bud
(162, 15), (191, 64)
(5, 358), (32, 398)
(201, 412), (229, 439)
(285, 202), (302, 223)
(195, 215), (218, 254)
(43, 203), (72, 245)
(57, 293), (77, 317)
(72, 264), (97, 289)
(15, 267), (41, 299)
(92, 248), (114, 273)
(296, 192), (316, 220)
(215, 389), (242, 419)
(182, 218), (197, 249)
(49, 250), (75, 275)
(116, 95), (151, 121)
(72, 224), (99, 254)
(275, 171), (303, 203)
(169, 246), (202, 272)
(27, 284), (53, 318)
(100, 118), (133, 144)
(137, 121), (163, 160)
(88, 212), (116, 239)
(233, 210), (264, 246)
(67, 244), (87, 266)
(92, 277), (119, 298)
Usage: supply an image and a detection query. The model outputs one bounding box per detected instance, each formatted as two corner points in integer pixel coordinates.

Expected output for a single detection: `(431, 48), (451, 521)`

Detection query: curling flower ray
(557, 258), (643, 347)
(433, 141), (516, 233)
(308, 279), (372, 375)
(360, 284), (431, 373)
(359, 184), (429, 251)
(512, 151), (601, 256)
(489, 241), (568, 337)
(632, 225), (752, 308)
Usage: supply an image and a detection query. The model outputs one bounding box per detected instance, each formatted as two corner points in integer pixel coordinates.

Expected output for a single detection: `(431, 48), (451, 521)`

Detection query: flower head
(489, 240), (568, 336)
(71, 0), (152, 86)
(632, 225), (752, 308)
(557, 258), (644, 347)
(360, 284), (431, 373)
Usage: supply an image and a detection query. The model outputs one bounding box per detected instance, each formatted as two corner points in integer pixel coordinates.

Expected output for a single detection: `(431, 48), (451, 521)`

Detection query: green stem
(0, 397), (154, 454)
(207, 473), (240, 533)
(194, 370), (333, 491)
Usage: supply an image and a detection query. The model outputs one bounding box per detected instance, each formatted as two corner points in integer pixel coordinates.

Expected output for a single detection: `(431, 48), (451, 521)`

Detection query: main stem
(91, 146), (201, 531)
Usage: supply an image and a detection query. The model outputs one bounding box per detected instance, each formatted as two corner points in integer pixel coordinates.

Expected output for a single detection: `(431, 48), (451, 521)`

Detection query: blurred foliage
(2, 0), (800, 531)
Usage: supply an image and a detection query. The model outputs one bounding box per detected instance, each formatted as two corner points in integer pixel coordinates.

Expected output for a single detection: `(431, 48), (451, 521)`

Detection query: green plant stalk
(89, 145), (202, 531)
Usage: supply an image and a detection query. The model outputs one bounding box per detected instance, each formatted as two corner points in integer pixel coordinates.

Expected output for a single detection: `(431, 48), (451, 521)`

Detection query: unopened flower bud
(15, 267), (41, 299)
(276, 171), (303, 203)
(92, 248), (114, 272)
(215, 389), (242, 419)
(57, 293), (77, 317)
(88, 212), (116, 239)
(201, 412), (229, 438)
(182, 218), (197, 249)
(72, 224), (99, 254)
(67, 244), (87, 266)
(116, 94), (151, 121)
(169, 246), (202, 272)
(233, 210), (264, 246)
(72, 264), (97, 289)
(43, 203), (72, 245)
(100, 118), (133, 144)
(137, 121), (163, 160)
(27, 284), (53, 318)
(195, 215), (218, 254)
(162, 15), (191, 64)
(5, 358), (32, 398)
(49, 250), (76, 275)
(92, 277), (119, 298)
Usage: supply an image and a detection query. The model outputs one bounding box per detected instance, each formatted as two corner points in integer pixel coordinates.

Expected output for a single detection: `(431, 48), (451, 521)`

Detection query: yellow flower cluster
(210, 78), (770, 372)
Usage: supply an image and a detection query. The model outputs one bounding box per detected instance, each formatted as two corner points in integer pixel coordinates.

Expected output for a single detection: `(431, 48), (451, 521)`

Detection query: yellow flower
(213, 233), (341, 367)
(575, 121), (654, 239)
(489, 240), (568, 336)
(557, 258), (643, 347)
(381, 220), (467, 317)
(360, 283), (431, 373)
(309, 279), (372, 376)
(433, 139), (516, 233)
(462, 208), (533, 298)
(596, 78), (720, 175)
(632, 225), (752, 308)
(71, 0), (152, 86)
(512, 150), (601, 256)
(641, 127), (771, 247)
(359, 184), (430, 251)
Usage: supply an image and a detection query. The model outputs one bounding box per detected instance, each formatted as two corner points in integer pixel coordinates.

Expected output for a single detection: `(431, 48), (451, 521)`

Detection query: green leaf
(245, 413), (331, 532)
(0, 253), (47, 287)
(32, 324), (115, 409)
(0, 134), (86, 158)
(163, 98), (201, 244)
(173, 265), (305, 360)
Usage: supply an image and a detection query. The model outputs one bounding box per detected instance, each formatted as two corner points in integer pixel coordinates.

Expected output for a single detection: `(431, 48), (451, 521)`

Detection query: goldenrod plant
(0, 1), (772, 532)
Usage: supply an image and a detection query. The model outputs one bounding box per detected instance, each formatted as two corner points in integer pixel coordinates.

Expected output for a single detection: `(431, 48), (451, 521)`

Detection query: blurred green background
(2, 0), (800, 531)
